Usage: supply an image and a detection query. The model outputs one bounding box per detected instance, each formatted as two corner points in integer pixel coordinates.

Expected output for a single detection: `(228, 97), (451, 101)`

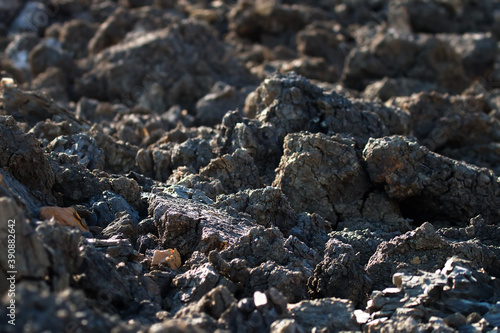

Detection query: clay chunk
(151, 248), (181, 269)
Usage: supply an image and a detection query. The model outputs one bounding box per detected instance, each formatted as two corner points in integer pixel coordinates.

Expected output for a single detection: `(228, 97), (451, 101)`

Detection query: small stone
(393, 273), (404, 289)
(354, 309), (371, 325)
(254, 291), (268, 309)
(443, 312), (467, 328)
(467, 312), (482, 324)
(411, 256), (421, 265)
(151, 249), (181, 270)
(237, 298), (255, 314)
(270, 319), (305, 333)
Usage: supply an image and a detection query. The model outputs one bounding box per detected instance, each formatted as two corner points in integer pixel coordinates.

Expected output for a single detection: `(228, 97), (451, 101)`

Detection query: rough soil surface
(2, 1), (500, 332)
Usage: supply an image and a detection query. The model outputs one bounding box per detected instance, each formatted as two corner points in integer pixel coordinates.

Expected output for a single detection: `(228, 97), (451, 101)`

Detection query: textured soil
(1, 0), (500, 332)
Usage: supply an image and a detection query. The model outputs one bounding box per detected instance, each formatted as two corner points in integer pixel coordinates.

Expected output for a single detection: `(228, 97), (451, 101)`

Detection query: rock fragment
(217, 110), (282, 181)
(210, 227), (318, 302)
(308, 239), (372, 306)
(249, 73), (388, 144)
(363, 135), (500, 225)
(288, 298), (359, 332)
(172, 262), (220, 305)
(389, 0), (495, 34)
(392, 91), (500, 173)
(49, 153), (102, 205)
(174, 285), (236, 331)
(88, 191), (139, 228)
(47, 133), (105, 170)
(366, 222), (492, 290)
(78, 20), (253, 108)
(0, 115), (55, 203)
(199, 148), (261, 194)
(218, 288), (289, 333)
(35, 220), (83, 291)
(215, 186), (295, 234)
(101, 213), (138, 240)
(195, 81), (245, 127)
(364, 257), (500, 332)
(342, 31), (469, 93)
(29, 38), (74, 78)
(151, 248), (181, 269)
(273, 132), (370, 224)
(149, 194), (254, 256)
(0, 168), (40, 217)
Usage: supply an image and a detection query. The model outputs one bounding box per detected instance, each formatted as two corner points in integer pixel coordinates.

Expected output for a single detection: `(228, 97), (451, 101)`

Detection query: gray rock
(172, 262), (220, 304)
(391, 92), (500, 174)
(199, 148), (262, 194)
(170, 138), (215, 173)
(0, 284), (119, 333)
(30, 66), (69, 103)
(8, 1), (50, 35)
(89, 125), (138, 174)
(29, 38), (74, 78)
(270, 319), (305, 333)
(35, 220), (83, 291)
(217, 110), (282, 182)
(4, 32), (39, 81)
(366, 222), (493, 290)
(250, 73), (388, 144)
(50, 152), (103, 205)
(74, 242), (134, 306)
(228, 0), (326, 45)
(273, 132), (370, 225)
(362, 77), (438, 102)
(308, 238), (372, 306)
(102, 213), (138, 240)
(364, 257), (500, 332)
(296, 20), (346, 72)
(108, 175), (143, 210)
(0, 115), (55, 203)
(288, 212), (330, 250)
(363, 135), (500, 225)
(437, 32), (497, 77)
(59, 19), (98, 59)
(155, 184), (215, 205)
(288, 298), (359, 332)
(78, 19), (253, 109)
(219, 288), (289, 333)
(137, 233), (160, 254)
(0, 0), (24, 32)
(329, 221), (408, 267)
(210, 227), (317, 302)
(195, 82), (244, 127)
(484, 304), (500, 327)
(88, 7), (135, 55)
(389, 0), (495, 34)
(0, 83), (85, 127)
(47, 133), (105, 170)
(0, 168), (40, 217)
(149, 194), (254, 256)
(342, 31), (469, 93)
(90, 191), (139, 228)
(215, 186), (295, 234)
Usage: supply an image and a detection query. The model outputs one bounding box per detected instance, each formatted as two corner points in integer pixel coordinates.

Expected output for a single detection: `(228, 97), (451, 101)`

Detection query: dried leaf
(151, 248), (181, 269)
(39, 206), (89, 232)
